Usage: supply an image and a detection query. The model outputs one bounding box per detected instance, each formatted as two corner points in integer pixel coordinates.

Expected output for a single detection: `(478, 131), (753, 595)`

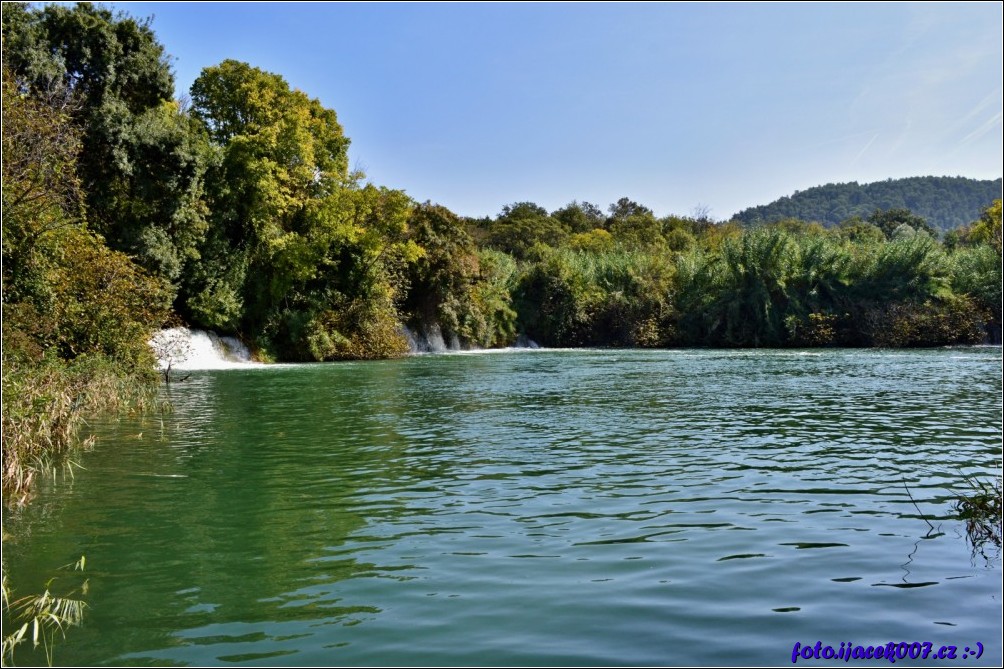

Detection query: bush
(515, 248), (674, 347)
(302, 297), (410, 361)
(859, 295), (987, 347)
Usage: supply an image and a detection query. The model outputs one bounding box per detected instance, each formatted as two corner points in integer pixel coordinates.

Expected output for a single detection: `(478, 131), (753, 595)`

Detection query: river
(4, 348), (1001, 665)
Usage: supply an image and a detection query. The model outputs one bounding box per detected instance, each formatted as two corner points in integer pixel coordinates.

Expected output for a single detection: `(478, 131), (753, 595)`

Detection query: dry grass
(2, 557), (87, 666)
(2, 356), (156, 507)
(1, 353), (157, 664)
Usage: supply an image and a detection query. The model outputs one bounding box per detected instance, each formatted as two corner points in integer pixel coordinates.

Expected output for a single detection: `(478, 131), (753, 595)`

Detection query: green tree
(605, 198), (663, 249)
(486, 202), (567, 259)
(402, 203), (518, 348)
(969, 199), (1002, 256)
(259, 182), (416, 360)
(589, 251), (675, 346)
(606, 197), (653, 224)
(190, 59), (350, 243)
(949, 244), (1001, 343)
(867, 208), (938, 239)
(835, 216), (886, 244)
(404, 203), (476, 335)
(516, 250), (600, 346)
(2, 2), (210, 291)
(2, 60), (168, 369)
(568, 228), (615, 253)
(184, 59), (352, 337)
(1, 65), (83, 286)
(552, 200), (604, 234)
(468, 249), (519, 347)
(664, 227), (696, 252)
(514, 248), (674, 347)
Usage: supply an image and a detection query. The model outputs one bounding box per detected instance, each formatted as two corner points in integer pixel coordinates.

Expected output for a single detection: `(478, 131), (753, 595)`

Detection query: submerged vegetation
(955, 475), (1003, 559)
(1, 356), (156, 506)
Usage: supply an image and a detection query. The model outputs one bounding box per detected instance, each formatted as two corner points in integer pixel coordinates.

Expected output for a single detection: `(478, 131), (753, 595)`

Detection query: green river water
(4, 348), (1002, 665)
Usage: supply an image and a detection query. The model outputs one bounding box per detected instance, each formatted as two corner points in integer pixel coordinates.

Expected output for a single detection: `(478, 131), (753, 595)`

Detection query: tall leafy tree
(605, 197), (663, 249)
(553, 201), (605, 234)
(867, 208), (937, 239)
(2, 2), (210, 290)
(0, 65), (83, 283)
(486, 202), (567, 259)
(404, 203), (477, 330)
(2, 62), (167, 368)
(187, 59), (419, 360)
(403, 203), (517, 348)
(969, 199), (1002, 257)
(184, 59), (351, 332)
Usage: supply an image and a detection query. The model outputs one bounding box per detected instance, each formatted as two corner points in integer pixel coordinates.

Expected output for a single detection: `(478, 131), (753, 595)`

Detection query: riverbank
(1, 356), (157, 507)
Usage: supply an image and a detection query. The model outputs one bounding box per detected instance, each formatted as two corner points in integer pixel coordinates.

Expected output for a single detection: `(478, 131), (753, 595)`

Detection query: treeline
(4, 3), (1002, 366)
(4, 3), (1002, 370)
(733, 176), (1002, 231)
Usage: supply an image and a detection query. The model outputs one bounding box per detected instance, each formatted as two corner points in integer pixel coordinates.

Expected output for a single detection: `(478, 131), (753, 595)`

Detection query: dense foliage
(2, 2), (210, 292)
(3, 2), (1002, 502)
(2, 55), (167, 504)
(733, 176), (1002, 231)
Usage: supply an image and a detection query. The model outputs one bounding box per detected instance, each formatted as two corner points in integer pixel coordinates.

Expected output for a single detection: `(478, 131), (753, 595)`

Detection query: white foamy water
(150, 328), (262, 370)
(403, 323), (540, 354)
(402, 323), (459, 353)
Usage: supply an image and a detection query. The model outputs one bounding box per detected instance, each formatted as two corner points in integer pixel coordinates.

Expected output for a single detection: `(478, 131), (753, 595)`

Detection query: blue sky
(98, 2), (1002, 219)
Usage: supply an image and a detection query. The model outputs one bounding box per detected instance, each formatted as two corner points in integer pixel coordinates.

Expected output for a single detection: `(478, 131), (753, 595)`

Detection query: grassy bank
(1, 354), (158, 507)
(1, 353), (157, 666)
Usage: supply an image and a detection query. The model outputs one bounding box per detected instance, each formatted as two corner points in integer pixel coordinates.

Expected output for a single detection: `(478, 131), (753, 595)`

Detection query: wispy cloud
(949, 89), (1002, 136)
(800, 130), (881, 153)
(852, 133), (880, 165)
(960, 112), (1003, 146)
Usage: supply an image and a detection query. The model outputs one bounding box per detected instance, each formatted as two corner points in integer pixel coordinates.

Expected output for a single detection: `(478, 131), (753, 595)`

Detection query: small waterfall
(403, 322), (456, 353)
(425, 323), (448, 352)
(514, 334), (540, 349)
(403, 322), (541, 354)
(150, 328), (258, 370)
(401, 325), (421, 353)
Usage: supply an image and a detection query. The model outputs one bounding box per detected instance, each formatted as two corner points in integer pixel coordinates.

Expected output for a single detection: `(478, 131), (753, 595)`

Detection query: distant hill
(732, 176), (1002, 231)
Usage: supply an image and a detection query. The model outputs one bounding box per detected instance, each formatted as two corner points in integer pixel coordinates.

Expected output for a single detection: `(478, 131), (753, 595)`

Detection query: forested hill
(732, 176), (1002, 230)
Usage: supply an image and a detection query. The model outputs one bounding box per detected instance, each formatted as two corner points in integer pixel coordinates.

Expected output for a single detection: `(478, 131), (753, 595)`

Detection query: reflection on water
(4, 348), (1002, 666)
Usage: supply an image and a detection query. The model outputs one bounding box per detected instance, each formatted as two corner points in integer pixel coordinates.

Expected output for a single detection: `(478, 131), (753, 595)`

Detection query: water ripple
(5, 348), (1001, 666)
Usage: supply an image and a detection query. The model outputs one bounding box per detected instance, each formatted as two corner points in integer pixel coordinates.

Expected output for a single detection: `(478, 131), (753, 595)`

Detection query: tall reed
(954, 474), (1003, 558)
(1, 355), (157, 507)
(2, 556), (88, 666)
